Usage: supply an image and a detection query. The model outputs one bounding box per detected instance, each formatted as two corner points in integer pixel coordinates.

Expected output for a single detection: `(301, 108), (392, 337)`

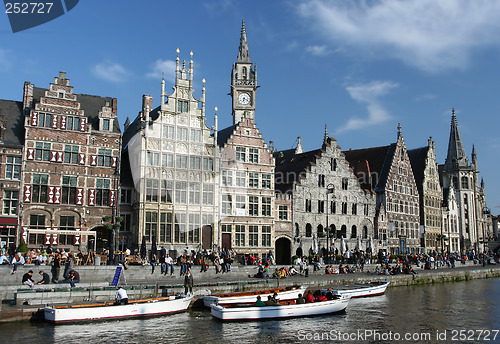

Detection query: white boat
(322, 281), (390, 298)
(210, 295), (350, 321)
(44, 295), (193, 323)
(203, 285), (307, 307)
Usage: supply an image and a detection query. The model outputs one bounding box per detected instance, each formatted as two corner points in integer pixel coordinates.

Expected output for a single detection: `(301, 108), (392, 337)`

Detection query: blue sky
(1, 0), (499, 212)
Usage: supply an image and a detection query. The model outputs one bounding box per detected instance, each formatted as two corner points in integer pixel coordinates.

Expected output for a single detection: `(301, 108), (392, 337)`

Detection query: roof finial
(452, 107), (455, 116)
(324, 124), (328, 142)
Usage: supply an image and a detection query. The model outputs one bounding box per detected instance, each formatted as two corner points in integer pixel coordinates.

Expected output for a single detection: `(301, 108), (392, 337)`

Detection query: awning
(27, 229), (96, 236)
(0, 217), (18, 229)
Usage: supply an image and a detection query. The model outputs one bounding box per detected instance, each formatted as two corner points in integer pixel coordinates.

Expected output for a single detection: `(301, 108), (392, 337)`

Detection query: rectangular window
(64, 145), (79, 164)
(102, 119), (110, 131)
(176, 155), (188, 169)
(262, 225), (271, 247)
(146, 179), (159, 202)
(222, 224), (231, 233)
(248, 172), (259, 188)
(249, 225), (258, 247)
(190, 129), (201, 142)
(249, 148), (259, 163)
(189, 183), (200, 204)
(261, 174), (272, 189)
(177, 100), (188, 113)
(222, 170), (233, 186)
(5, 156), (21, 179)
(177, 127), (188, 140)
(352, 203), (357, 215)
(37, 112), (53, 127)
(61, 176), (77, 204)
(98, 149), (113, 167)
(331, 201), (336, 214)
(160, 212), (172, 242)
(305, 199), (312, 212)
(235, 171), (246, 187)
(28, 214), (45, 245)
(95, 178), (111, 206)
(262, 197), (271, 216)
(278, 205), (288, 220)
(203, 157), (213, 171)
(145, 211), (157, 241)
(175, 181), (187, 203)
(318, 174), (325, 187)
(202, 184), (214, 205)
(147, 152), (159, 166)
(235, 225), (245, 247)
(161, 180), (173, 203)
(2, 190), (18, 215)
(65, 116), (81, 131)
(162, 153), (174, 167)
(120, 189), (132, 204)
(236, 147), (246, 162)
(342, 202), (348, 214)
(189, 156), (201, 169)
(249, 196), (259, 216)
(174, 213), (186, 243)
(222, 194), (233, 215)
(59, 215), (75, 231)
(35, 142), (51, 161)
(202, 214), (213, 226)
(188, 214), (200, 243)
(163, 125), (174, 139)
(121, 214), (132, 232)
(32, 174), (48, 203)
(235, 195), (246, 213)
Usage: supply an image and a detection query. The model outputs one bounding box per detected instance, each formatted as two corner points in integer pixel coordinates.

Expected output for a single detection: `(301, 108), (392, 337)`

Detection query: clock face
(238, 92), (251, 105)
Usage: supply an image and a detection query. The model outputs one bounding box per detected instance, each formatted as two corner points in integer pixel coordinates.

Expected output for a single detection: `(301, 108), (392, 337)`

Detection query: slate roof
(342, 144), (395, 192)
(407, 146), (429, 196)
(0, 99), (24, 148)
(216, 124), (238, 147)
(274, 147), (323, 193)
(33, 87), (121, 133)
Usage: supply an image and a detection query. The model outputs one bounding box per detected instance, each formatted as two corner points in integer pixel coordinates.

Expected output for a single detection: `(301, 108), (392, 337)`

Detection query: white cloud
(297, 0), (500, 72)
(146, 59), (176, 81)
(91, 61), (127, 83)
(306, 45), (328, 56)
(335, 81), (398, 133)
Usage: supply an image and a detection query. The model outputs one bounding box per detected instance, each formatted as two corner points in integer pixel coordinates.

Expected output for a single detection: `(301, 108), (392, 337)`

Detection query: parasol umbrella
(140, 235), (147, 260)
(340, 236), (346, 254)
(356, 236), (362, 250)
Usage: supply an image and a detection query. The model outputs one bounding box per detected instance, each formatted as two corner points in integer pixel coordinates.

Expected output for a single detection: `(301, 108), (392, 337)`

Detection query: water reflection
(1, 278), (499, 343)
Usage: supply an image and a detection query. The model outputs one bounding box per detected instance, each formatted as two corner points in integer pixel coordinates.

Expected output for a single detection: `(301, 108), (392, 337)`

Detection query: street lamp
(326, 184), (335, 263)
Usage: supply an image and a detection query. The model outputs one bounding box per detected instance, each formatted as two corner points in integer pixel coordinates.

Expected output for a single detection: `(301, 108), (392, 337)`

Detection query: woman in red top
(305, 291), (315, 303)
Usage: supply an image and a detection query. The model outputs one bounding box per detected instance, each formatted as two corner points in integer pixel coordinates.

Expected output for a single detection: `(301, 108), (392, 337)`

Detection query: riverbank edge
(1, 265), (499, 323)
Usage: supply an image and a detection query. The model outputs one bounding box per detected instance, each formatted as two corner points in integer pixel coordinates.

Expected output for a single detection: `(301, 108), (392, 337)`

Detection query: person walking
(184, 267), (194, 295)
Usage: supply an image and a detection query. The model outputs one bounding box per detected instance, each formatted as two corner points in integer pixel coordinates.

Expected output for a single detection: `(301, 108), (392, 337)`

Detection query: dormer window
(102, 119), (110, 131)
(177, 100), (188, 113)
(58, 92), (64, 98)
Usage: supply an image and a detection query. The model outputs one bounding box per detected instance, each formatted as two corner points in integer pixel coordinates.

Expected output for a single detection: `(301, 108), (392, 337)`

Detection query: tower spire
(237, 19), (251, 62)
(445, 108), (469, 168)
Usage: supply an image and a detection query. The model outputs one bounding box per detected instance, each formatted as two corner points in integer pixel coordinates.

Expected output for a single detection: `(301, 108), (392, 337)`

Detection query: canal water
(1, 278), (499, 343)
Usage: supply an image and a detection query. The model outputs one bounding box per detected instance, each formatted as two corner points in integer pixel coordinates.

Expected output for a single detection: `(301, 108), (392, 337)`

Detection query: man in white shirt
(115, 286), (129, 305)
(165, 254), (174, 275)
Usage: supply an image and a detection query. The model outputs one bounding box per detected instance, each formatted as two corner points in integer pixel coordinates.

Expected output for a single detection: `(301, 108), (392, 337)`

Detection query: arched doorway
(275, 237), (291, 265)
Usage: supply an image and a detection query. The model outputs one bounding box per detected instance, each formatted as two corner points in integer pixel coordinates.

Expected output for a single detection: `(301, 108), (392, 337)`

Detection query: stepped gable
(274, 147), (323, 193)
(0, 99), (24, 147)
(216, 124), (238, 147)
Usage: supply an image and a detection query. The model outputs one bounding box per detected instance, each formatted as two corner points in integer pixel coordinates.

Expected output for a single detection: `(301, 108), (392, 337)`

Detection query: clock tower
(231, 19), (258, 124)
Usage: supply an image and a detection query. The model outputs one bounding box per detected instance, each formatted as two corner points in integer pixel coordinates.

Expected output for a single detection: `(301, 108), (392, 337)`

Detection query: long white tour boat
(203, 285), (307, 307)
(323, 281), (390, 298)
(210, 295), (350, 321)
(44, 295), (193, 323)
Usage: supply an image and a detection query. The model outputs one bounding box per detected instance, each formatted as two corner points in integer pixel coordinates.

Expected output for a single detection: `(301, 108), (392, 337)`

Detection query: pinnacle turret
(445, 108), (469, 168)
(237, 19), (251, 62)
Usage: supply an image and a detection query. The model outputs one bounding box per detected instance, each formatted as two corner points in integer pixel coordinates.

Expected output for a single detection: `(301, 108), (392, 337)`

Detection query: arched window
(305, 223), (312, 237)
(242, 67), (247, 79)
(317, 224), (324, 237)
(295, 223), (300, 237)
(363, 226), (368, 239)
(340, 225), (347, 238)
(351, 225), (357, 238)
